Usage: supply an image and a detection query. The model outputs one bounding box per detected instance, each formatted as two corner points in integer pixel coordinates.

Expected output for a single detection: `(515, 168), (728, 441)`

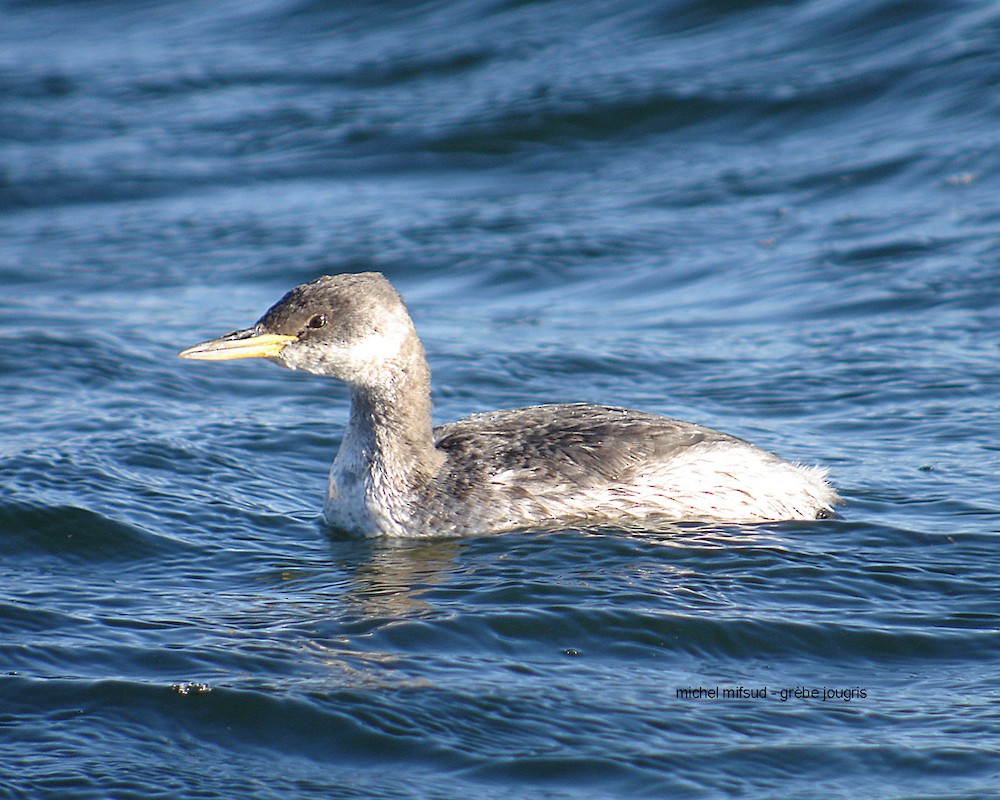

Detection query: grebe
(179, 273), (838, 536)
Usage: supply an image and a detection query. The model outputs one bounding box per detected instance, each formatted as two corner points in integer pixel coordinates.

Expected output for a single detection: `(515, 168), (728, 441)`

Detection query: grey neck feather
(340, 334), (445, 488)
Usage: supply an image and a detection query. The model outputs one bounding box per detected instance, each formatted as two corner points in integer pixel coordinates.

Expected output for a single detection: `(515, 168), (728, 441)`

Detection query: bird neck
(339, 341), (444, 486)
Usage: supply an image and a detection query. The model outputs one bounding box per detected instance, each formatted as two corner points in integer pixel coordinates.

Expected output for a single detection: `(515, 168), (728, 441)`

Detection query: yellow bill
(178, 330), (298, 361)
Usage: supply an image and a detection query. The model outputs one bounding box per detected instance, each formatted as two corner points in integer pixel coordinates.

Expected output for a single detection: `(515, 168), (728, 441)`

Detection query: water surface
(2, 1), (999, 797)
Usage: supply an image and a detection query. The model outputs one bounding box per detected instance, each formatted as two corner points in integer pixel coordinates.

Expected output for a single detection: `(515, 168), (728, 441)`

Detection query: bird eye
(306, 314), (327, 329)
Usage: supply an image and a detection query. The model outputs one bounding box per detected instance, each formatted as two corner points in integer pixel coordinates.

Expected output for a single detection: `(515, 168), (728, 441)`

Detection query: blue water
(3, 0), (1000, 797)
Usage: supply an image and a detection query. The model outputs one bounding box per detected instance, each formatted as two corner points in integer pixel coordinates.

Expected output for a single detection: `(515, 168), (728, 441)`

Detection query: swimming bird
(179, 273), (838, 536)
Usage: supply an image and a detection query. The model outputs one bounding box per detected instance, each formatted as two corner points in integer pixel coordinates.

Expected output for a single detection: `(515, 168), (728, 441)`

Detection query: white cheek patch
(349, 314), (413, 383)
(277, 311), (414, 382)
(354, 324), (406, 363)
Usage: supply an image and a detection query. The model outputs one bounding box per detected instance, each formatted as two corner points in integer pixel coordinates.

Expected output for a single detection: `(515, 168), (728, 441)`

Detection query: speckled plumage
(180, 273), (838, 537)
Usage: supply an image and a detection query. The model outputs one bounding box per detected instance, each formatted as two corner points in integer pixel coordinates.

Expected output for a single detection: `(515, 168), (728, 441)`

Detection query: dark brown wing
(432, 403), (741, 492)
